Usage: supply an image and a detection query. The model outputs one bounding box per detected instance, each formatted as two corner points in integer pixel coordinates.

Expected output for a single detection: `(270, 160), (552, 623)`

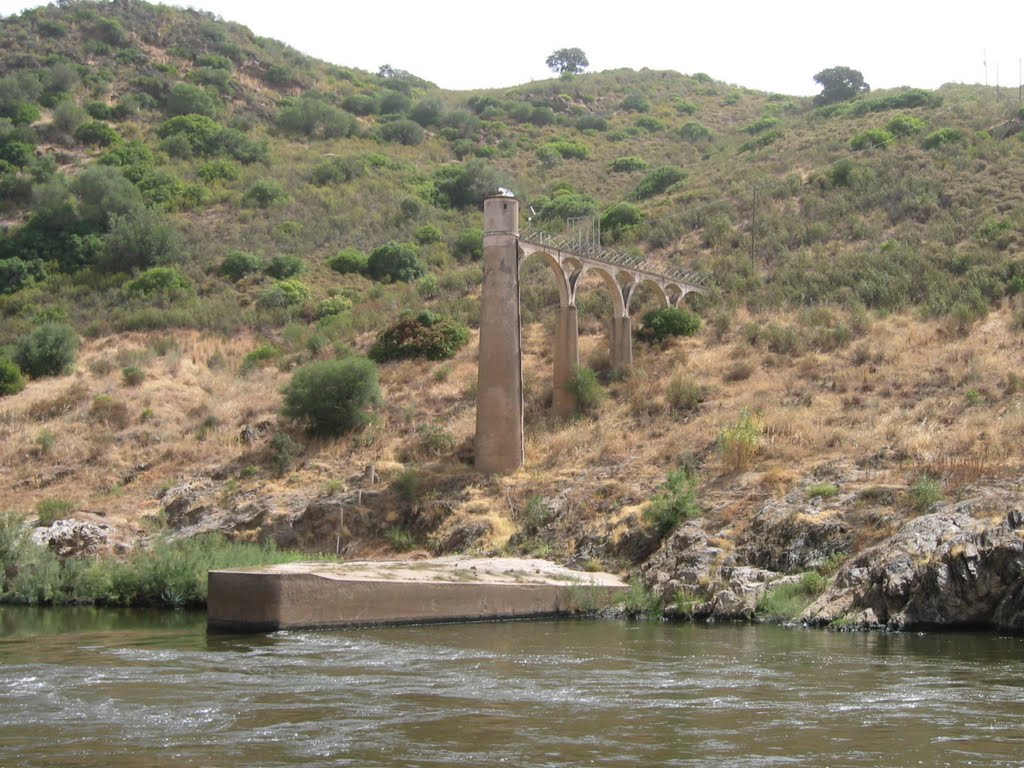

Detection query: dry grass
(0, 306), (1021, 557)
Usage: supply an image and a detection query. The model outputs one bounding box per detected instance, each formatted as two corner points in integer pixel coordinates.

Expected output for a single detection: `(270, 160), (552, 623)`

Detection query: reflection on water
(2, 606), (1024, 767)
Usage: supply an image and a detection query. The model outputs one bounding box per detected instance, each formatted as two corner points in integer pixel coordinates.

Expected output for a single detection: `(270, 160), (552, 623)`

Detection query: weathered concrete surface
(552, 304), (579, 419)
(475, 196), (524, 473)
(208, 557), (626, 632)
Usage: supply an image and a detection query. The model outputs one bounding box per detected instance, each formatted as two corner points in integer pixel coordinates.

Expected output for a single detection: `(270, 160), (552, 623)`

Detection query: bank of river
(2, 607), (1024, 767)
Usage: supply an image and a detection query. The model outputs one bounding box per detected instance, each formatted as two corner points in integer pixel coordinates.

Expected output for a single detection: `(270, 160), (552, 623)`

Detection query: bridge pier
(475, 196), (524, 474)
(552, 304), (579, 418)
(610, 315), (633, 374)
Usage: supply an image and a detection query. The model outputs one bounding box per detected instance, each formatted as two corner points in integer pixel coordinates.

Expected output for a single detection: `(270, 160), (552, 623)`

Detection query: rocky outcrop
(736, 499), (853, 573)
(32, 519), (120, 558)
(639, 523), (797, 620)
(803, 503), (1024, 632)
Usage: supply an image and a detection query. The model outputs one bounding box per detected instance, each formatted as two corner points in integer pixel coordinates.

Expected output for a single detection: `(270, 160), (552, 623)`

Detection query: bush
(452, 227), (483, 261)
(243, 180), (289, 208)
(610, 156), (648, 172)
(124, 266), (190, 297)
(90, 394), (130, 429)
(666, 375), (703, 413)
(635, 166), (686, 199)
(850, 128), (894, 151)
(886, 115), (925, 136)
(310, 155), (363, 185)
(757, 572), (827, 619)
(122, 365), (145, 386)
(910, 475), (944, 513)
(220, 250), (261, 281)
(14, 323), (78, 378)
(379, 118), (424, 146)
(366, 241), (425, 282)
(678, 122), (712, 142)
(165, 83), (220, 117)
(103, 208), (186, 273)
(414, 224), (443, 245)
(264, 254), (306, 279)
(600, 202), (643, 240)
(198, 159), (240, 183)
(621, 93), (650, 112)
(432, 160), (509, 209)
(327, 247), (368, 274)
(74, 121), (121, 146)
(639, 307), (701, 342)
(315, 296), (352, 318)
(644, 467), (700, 536)
(370, 311), (470, 361)
(565, 365), (606, 415)
(281, 357), (382, 436)
(257, 279), (311, 310)
(36, 497), (75, 525)
(922, 128), (964, 149)
(0, 357), (25, 396)
(718, 409), (761, 472)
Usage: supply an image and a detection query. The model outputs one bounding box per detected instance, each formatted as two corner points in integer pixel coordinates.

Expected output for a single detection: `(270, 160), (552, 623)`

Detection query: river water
(2, 607), (1023, 768)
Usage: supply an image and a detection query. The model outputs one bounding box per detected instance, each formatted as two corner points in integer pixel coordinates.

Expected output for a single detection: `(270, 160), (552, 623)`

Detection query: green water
(2, 606), (1023, 767)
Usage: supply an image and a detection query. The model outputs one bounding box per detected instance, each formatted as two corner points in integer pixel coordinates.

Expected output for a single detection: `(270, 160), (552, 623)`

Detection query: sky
(1, 0), (1023, 96)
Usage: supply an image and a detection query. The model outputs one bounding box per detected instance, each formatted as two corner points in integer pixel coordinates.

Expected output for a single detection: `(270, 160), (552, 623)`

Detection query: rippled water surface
(2, 607), (1024, 767)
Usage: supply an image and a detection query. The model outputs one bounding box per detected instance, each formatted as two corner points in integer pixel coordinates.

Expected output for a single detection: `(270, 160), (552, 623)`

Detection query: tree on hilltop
(813, 66), (869, 106)
(546, 48), (589, 76)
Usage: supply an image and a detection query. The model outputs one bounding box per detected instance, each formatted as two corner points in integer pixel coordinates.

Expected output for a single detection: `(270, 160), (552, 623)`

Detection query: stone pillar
(475, 196), (523, 474)
(552, 304), (579, 419)
(609, 315), (633, 374)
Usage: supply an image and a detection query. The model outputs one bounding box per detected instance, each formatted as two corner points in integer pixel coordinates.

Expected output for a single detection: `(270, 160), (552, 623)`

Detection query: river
(2, 607), (1023, 767)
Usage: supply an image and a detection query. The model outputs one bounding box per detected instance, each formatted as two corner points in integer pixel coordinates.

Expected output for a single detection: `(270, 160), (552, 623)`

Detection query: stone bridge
(475, 195), (706, 474)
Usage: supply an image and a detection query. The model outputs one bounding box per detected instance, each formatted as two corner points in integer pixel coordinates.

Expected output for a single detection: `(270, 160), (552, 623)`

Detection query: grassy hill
(0, 0), (1022, 575)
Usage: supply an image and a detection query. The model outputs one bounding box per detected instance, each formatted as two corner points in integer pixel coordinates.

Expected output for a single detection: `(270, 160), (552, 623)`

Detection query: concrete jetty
(207, 557), (627, 632)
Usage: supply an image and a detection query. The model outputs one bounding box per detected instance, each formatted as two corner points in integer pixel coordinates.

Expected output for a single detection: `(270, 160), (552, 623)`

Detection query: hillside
(1, 1), (1023, 619)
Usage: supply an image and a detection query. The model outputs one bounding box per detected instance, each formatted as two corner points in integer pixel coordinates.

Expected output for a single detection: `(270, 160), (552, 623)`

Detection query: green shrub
(310, 155), (363, 185)
(385, 526), (418, 552)
(621, 93), (650, 112)
(74, 121), (121, 146)
(370, 311), (470, 361)
(417, 423), (456, 455)
(281, 357), (382, 436)
(539, 139), (589, 160)
(220, 250), (261, 281)
(806, 483), (839, 499)
(679, 122), (712, 142)
(327, 247), (368, 274)
(14, 323), (79, 378)
(264, 254), (306, 279)
(165, 83), (220, 117)
(124, 266), (190, 297)
(910, 475), (944, 513)
(565, 365), (606, 415)
(452, 228), (483, 261)
(610, 156), (648, 172)
(635, 166), (686, 200)
(886, 115), (925, 136)
(757, 572), (827, 619)
(644, 467), (700, 536)
(256, 279), (310, 310)
(922, 127), (963, 149)
(103, 208), (186, 273)
(36, 497), (75, 525)
(315, 296), (353, 318)
(600, 202), (643, 240)
(243, 180), (289, 208)
(121, 365), (145, 386)
(621, 578), (662, 618)
(240, 344), (279, 373)
(431, 160), (509, 209)
(414, 224), (443, 245)
(198, 159), (240, 183)
(268, 432), (300, 475)
(639, 307), (701, 342)
(743, 116), (780, 134)
(850, 128), (894, 151)
(0, 357), (25, 396)
(718, 409), (761, 472)
(366, 241), (425, 282)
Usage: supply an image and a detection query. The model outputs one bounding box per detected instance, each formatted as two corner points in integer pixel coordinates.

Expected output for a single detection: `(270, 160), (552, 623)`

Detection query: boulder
(803, 503), (1024, 632)
(32, 519), (112, 558)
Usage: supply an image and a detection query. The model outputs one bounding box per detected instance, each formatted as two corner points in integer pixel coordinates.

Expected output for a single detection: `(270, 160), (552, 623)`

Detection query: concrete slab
(207, 557), (627, 632)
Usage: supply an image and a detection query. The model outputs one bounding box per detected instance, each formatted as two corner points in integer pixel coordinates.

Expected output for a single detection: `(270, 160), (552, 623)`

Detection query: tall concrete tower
(475, 196), (524, 473)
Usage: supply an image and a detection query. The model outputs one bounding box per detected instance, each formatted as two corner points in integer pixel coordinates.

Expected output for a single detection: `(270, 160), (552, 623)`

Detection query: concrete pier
(475, 196), (524, 473)
(207, 557), (626, 632)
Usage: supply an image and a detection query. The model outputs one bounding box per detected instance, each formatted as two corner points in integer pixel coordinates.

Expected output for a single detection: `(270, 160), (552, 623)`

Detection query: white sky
(2, 1), (1023, 95)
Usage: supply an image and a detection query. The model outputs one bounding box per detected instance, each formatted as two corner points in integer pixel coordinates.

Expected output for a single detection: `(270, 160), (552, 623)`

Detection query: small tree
(546, 48), (589, 76)
(220, 250), (261, 281)
(0, 357), (25, 396)
(366, 241), (425, 282)
(14, 323), (78, 378)
(281, 357), (381, 436)
(369, 312), (470, 362)
(639, 307), (701, 342)
(813, 66), (869, 106)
